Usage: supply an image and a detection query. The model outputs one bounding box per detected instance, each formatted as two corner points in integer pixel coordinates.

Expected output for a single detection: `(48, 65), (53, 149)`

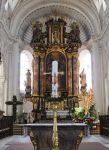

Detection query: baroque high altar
(25, 18), (81, 119)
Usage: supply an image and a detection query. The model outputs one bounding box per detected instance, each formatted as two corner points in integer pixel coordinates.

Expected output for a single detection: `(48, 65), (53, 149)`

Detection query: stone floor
(0, 135), (109, 150)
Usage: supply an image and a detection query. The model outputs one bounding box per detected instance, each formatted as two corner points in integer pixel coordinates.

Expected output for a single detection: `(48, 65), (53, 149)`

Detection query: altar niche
(46, 51), (66, 97)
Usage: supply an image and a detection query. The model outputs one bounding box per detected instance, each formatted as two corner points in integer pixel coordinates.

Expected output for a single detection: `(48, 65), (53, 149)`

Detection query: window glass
(20, 50), (33, 93)
(79, 49), (92, 91)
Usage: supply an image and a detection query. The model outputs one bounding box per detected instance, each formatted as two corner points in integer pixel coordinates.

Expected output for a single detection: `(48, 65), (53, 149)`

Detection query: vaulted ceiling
(9, 0), (103, 45)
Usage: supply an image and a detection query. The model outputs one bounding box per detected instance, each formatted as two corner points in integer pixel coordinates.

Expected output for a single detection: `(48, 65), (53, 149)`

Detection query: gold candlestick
(52, 108), (58, 150)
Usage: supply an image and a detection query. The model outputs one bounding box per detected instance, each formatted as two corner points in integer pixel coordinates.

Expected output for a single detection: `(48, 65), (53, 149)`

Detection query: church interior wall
(100, 24), (109, 114)
(0, 0), (109, 115)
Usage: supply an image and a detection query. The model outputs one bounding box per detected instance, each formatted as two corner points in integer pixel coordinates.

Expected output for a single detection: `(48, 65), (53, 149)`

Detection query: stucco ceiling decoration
(18, 5), (94, 44)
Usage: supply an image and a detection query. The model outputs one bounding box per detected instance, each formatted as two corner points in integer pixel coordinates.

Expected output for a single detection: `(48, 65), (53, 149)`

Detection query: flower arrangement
(72, 104), (97, 129)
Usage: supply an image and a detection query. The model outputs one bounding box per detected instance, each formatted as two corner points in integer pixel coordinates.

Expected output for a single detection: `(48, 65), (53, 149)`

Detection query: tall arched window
(20, 50), (33, 93)
(79, 49), (92, 91)
(93, 0), (107, 12)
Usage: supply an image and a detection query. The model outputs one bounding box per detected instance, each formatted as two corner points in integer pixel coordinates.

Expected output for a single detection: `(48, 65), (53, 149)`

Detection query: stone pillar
(91, 40), (105, 113)
(7, 48), (13, 115)
(40, 54), (45, 96)
(4, 79), (7, 115)
(12, 42), (20, 98)
(67, 54), (72, 96)
(105, 77), (109, 113)
(0, 77), (5, 110)
(33, 51), (39, 96)
(72, 53), (79, 96)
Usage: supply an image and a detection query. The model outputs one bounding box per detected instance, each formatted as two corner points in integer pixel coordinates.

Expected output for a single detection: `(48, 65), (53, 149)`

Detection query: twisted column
(32, 52), (39, 96)
(72, 53), (79, 95)
(67, 54), (73, 96)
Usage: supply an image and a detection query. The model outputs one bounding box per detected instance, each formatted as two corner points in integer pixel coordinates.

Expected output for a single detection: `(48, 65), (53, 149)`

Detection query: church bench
(0, 116), (13, 139)
(99, 115), (109, 137)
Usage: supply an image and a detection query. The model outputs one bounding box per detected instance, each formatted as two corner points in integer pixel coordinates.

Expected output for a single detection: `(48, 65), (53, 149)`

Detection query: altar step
(13, 124), (23, 135)
(13, 124), (30, 135)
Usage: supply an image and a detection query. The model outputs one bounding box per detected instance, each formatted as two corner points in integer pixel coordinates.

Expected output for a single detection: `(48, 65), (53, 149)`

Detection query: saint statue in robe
(26, 69), (31, 87)
(80, 68), (87, 93)
(25, 69), (31, 97)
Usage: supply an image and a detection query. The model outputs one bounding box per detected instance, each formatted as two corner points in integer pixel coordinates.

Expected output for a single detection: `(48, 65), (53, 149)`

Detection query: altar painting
(46, 51), (66, 93)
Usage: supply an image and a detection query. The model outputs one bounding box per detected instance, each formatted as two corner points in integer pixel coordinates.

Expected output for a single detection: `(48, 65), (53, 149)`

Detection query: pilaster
(91, 39), (105, 113)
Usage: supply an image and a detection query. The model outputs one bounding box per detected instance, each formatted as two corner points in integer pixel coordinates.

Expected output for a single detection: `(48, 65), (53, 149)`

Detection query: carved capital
(40, 53), (45, 59)
(67, 53), (72, 59)
(67, 52), (78, 58)
(33, 51), (40, 58)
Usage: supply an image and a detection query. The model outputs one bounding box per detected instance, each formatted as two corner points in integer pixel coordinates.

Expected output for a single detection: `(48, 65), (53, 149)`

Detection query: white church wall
(0, 22), (18, 115)
(0, 28), (8, 114)
(0, 0), (107, 115)
(101, 24), (109, 114)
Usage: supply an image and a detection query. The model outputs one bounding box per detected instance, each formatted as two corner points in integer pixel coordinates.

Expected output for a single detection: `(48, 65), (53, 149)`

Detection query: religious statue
(26, 69), (31, 87)
(52, 28), (60, 44)
(79, 68), (87, 94)
(25, 69), (31, 97)
(31, 21), (43, 44)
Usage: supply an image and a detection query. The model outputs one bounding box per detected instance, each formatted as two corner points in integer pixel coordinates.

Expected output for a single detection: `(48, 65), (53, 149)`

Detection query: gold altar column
(32, 51), (39, 96)
(72, 53), (79, 96)
(40, 54), (45, 96)
(67, 53), (73, 96)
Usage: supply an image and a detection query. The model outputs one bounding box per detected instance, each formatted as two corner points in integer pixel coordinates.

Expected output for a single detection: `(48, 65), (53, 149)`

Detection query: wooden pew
(99, 115), (109, 137)
(0, 116), (13, 139)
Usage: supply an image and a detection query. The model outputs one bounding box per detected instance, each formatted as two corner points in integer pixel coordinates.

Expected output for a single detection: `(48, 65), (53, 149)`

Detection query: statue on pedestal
(25, 69), (31, 97)
(79, 68), (87, 94)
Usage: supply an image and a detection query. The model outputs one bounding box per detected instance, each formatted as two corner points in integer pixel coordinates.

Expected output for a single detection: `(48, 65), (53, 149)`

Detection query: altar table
(15, 123), (87, 150)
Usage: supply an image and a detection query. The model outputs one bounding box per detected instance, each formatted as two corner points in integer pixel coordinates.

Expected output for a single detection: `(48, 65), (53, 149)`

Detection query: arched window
(20, 50), (33, 93)
(5, 0), (19, 11)
(79, 49), (92, 91)
(93, 0), (107, 12)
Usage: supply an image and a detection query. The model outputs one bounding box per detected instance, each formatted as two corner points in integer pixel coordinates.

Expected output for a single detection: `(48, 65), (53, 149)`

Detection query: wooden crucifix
(5, 95), (23, 122)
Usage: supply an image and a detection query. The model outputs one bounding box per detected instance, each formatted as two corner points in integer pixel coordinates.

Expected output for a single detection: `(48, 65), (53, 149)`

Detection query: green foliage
(72, 103), (97, 120)
(89, 104), (97, 118)
(72, 107), (85, 119)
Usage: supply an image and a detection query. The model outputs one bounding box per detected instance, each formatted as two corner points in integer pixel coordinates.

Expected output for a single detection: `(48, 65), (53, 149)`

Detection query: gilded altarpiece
(26, 18), (81, 110)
